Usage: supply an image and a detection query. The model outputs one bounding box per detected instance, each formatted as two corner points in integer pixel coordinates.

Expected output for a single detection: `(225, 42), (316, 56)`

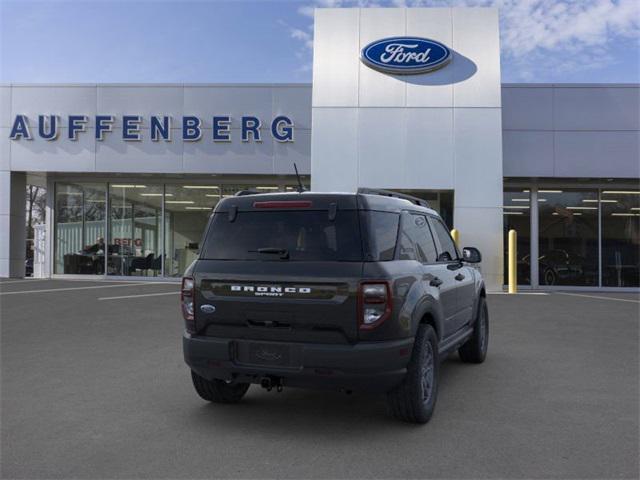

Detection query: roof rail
(234, 189), (261, 196)
(357, 188), (431, 209)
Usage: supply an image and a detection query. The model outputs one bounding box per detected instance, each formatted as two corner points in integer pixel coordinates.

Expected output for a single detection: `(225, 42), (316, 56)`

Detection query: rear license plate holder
(236, 342), (293, 367)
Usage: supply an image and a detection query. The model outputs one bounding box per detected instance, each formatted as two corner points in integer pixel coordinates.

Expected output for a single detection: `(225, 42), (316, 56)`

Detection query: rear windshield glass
(201, 210), (363, 261)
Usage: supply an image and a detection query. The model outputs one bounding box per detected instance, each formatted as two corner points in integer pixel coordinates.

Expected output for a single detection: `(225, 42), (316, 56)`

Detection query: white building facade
(1, 7), (638, 291)
(311, 8), (504, 288)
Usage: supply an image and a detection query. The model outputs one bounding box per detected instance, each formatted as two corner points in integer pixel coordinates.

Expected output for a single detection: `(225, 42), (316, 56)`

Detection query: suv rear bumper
(183, 334), (414, 393)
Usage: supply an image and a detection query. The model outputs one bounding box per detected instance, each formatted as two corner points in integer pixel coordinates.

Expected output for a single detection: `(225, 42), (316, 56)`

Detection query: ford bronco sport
(182, 188), (488, 423)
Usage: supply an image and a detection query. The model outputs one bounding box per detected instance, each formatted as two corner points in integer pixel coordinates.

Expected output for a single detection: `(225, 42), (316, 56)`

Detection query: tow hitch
(260, 376), (284, 392)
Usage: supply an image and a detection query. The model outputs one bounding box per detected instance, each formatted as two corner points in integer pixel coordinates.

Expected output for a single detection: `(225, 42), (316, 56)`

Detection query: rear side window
(429, 217), (458, 262)
(398, 213), (438, 263)
(201, 210), (362, 261)
(361, 211), (399, 261)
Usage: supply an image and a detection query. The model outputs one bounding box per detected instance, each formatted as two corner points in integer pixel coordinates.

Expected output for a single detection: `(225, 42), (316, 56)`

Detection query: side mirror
(462, 247), (482, 263)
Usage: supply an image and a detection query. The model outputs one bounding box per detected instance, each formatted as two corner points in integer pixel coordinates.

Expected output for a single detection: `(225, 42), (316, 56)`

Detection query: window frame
(427, 215), (461, 263)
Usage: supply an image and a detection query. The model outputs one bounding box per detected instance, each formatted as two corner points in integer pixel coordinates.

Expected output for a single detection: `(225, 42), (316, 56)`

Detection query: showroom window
(54, 183), (106, 274)
(164, 184), (221, 277)
(601, 189), (640, 287)
(538, 189), (599, 287)
(503, 189), (531, 285)
(389, 190), (454, 229)
(54, 181), (286, 277)
(108, 184), (162, 276)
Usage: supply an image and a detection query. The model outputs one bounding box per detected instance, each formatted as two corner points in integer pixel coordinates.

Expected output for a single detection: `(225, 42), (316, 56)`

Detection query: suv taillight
(358, 282), (392, 330)
(181, 276), (196, 333)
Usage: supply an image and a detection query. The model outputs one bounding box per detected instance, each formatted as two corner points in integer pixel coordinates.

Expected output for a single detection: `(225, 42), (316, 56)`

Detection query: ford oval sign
(361, 37), (451, 75)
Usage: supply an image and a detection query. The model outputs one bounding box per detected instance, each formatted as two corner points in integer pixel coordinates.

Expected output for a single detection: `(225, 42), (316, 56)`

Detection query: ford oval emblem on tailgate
(200, 304), (216, 314)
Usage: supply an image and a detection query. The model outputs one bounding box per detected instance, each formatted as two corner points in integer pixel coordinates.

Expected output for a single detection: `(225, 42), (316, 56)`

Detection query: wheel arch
(418, 310), (442, 341)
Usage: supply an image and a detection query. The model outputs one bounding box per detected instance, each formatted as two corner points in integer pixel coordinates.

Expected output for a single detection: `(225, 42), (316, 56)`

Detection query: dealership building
(1, 7), (638, 290)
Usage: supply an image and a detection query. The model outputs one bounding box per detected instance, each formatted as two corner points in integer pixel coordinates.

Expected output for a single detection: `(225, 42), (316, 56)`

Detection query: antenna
(293, 163), (306, 193)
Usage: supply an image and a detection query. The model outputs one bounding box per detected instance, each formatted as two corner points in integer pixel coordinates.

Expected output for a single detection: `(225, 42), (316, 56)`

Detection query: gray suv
(182, 189), (488, 423)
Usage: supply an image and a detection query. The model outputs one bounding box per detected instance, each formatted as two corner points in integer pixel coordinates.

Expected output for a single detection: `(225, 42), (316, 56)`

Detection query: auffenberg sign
(8, 114), (295, 142)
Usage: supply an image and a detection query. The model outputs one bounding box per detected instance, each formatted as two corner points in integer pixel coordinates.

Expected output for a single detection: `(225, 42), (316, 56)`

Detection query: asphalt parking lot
(1, 279), (638, 479)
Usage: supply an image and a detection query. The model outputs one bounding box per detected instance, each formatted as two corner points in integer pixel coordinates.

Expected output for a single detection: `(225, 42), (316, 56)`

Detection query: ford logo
(200, 304), (216, 314)
(361, 36), (451, 75)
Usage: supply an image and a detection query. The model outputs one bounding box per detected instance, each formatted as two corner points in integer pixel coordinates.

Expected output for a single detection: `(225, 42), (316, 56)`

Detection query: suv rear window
(201, 210), (363, 261)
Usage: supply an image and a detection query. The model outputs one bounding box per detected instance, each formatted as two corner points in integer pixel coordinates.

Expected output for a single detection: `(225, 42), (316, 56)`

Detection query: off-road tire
(191, 371), (250, 403)
(458, 296), (489, 364)
(386, 324), (439, 424)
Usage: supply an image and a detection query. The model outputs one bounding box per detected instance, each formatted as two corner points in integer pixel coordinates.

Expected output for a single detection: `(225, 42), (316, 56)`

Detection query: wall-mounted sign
(361, 37), (451, 75)
(8, 115), (295, 142)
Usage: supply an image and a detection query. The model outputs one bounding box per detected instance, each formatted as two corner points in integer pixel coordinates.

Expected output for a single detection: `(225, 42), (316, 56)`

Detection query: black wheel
(386, 324), (439, 424)
(458, 296), (489, 364)
(191, 371), (250, 404)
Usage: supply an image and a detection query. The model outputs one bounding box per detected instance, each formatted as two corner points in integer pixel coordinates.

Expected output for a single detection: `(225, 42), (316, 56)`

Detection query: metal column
(530, 185), (539, 289)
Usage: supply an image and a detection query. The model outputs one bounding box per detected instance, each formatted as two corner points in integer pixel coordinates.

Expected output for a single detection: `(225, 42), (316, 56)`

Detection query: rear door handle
(429, 277), (443, 287)
(455, 273), (465, 281)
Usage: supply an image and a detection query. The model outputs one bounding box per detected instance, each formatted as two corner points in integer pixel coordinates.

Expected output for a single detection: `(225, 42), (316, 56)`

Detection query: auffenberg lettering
(8, 115), (295, 143)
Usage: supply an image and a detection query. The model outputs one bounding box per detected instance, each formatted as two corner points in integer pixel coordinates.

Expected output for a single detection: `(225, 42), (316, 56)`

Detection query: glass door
(107, 184), (162, 276)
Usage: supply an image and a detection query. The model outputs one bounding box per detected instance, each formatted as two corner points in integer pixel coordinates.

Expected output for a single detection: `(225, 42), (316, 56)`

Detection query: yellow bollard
(450, 228), (460, 248)
(508, 229), (517, 294)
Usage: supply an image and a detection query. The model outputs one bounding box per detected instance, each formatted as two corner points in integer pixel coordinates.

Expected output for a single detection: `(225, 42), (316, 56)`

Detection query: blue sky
(1, 0), (638, 84)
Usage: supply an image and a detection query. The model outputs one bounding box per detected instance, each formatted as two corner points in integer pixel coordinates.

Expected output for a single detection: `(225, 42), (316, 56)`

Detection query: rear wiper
(249, 247), (290, 259)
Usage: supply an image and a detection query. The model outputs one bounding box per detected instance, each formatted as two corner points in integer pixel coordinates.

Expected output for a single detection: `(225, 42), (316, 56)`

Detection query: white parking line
(0, 283), (163, 296)
(98, 291), (179, 301)
(556, 292), (640, 304)
(0, 279), (52, 285)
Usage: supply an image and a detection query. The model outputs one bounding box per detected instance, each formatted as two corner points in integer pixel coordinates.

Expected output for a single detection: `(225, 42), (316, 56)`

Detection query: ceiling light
(503, 211), (523, 215)
(256, 186), (279, 190)
(582, 199), (617, 203)
(539, 189), (562, 193)
(602, 191), (640, 195)
(111, 184), (146, 188)
(185, 207), (211, 210)
(140, 193), (173, 197)
(566, 206), (597, 210)
(165, 200), (195, 204)
(182, 185), (219, 189)
(572, 212), (582, 216)
(503, 205), (529, 209)
(522, 189), (530, 193)
(205, 194), (220, 198)
(631, 208), (640, 211)
(611, 213), (640, 216)
(511, 198), (529, 202)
